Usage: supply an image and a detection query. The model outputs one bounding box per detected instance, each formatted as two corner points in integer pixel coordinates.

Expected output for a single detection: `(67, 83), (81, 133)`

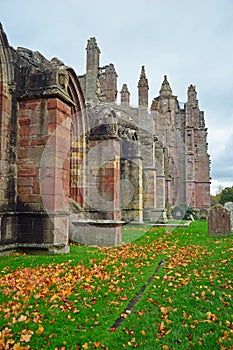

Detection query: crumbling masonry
(0, 25), (210, 253)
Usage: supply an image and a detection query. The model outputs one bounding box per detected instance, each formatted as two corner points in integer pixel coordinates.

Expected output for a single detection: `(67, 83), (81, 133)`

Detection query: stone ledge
(19, 85), (75, 106)
(151, 221), (192, 228)
(70, 219), (124, 246)
(0, 211), (70, 216)
(0, 242), (70, 255)
(72, 219), (124, 226)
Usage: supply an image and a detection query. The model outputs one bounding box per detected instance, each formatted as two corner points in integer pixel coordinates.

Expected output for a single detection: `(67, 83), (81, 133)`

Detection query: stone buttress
(0, 26), (211, 253)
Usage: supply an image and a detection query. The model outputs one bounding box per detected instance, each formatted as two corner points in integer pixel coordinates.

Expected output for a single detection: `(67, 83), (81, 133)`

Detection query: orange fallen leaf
(36, 326), (44, 335)
(13, 343), (23, 350)
(17, 315), (27, 322)
(166, 263), (173, 269)
(109, 328), (116, 332)
(160, 307), (170, 315)
(159, 322), (165, 332)
(206, 311), (218, 321)
(20, 333), (32, 343)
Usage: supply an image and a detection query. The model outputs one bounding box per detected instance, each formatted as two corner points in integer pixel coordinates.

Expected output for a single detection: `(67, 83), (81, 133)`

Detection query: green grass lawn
(0, 221), (233, 349)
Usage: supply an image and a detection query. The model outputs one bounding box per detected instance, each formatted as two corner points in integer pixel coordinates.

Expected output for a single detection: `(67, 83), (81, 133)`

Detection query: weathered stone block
(208, 204), (231, 236)
(70, 219), (122, 246)
(224, 202), (233, 230)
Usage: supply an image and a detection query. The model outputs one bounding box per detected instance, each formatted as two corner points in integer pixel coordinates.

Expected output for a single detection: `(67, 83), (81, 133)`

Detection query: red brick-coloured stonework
(0, 25), (210, 253)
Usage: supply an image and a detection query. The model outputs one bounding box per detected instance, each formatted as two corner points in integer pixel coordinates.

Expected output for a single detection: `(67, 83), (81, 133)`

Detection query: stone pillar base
(121, 209), (143, 224)
(70, 219), (124, 246)
(151, 208), (168, 223)
(143, 208), (152, 221)
(144, 208), (168, 223)
(0, 243), (70, 255)
(0, 211), (70, 254)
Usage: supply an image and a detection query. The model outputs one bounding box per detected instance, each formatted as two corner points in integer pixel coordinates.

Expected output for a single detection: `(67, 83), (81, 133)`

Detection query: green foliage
(219, 186), (233, 205)
(212, 197), (219, 206)
(211, 185), (233, 206)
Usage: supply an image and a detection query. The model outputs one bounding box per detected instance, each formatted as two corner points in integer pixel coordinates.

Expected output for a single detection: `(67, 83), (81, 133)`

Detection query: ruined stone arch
(0, 25), (16, 208)
(67, 68), (86, 143)
(66, 68), (87, 205)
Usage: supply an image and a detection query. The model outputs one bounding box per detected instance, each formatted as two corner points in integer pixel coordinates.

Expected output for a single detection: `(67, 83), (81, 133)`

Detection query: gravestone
(199, 208), (208, 221)
(208, 204), (231, 236)
(224, 202), (233, 230)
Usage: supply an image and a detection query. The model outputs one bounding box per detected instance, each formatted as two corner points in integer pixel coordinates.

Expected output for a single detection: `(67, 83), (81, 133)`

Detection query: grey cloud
(210, 135), (233, 181)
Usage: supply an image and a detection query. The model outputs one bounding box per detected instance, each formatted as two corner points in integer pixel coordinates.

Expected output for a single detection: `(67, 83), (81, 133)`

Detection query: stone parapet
(70, 219), (124, 246)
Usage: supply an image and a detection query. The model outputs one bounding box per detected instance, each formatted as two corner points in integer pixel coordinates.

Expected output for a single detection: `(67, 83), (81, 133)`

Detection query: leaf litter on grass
(0, 221), (232, 349)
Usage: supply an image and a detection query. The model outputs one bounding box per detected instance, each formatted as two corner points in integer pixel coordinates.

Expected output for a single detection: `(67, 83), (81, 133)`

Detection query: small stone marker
(224, 202), (233, 230)
(199, 208), (208, 221)
(208, 204), (231, 236)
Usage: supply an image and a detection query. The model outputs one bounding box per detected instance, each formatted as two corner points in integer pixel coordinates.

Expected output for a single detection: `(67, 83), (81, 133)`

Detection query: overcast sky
(2, 0), (233, 195)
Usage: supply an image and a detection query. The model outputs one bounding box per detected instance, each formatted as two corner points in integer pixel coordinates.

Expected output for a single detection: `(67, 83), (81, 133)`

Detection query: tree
(210, 195), (218, 206)
(219, 186), (233, 205)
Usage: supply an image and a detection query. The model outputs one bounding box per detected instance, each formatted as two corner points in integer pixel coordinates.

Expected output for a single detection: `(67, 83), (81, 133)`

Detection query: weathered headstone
(224, 202), (233, 230)
(199, 208), (208, 221)
(208, 204), (231, 236)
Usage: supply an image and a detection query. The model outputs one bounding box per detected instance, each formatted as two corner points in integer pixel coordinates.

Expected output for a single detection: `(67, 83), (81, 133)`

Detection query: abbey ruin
(0, 24), (210, 253)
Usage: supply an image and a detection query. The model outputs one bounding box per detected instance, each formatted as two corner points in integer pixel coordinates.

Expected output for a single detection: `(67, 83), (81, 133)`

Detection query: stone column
(71, 112), (123, 246)
(154, 145), (167, 223)
(87, 137), (121, 220)
(185, 154), (195, 208)
(143, 167), (157, 221)
(17, 96), (72, 253)
(165, 176), (171, 206)
(139, 130), (159, 223)
(121, 134), (143, 223)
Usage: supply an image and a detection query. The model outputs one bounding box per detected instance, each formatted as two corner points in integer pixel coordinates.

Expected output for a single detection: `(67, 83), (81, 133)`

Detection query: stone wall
(0, 24), (211, 253)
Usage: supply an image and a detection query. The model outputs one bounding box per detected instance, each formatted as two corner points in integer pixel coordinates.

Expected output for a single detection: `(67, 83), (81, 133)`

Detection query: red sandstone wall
(17, 97), (72, 212)
(0, 81), (14, 207)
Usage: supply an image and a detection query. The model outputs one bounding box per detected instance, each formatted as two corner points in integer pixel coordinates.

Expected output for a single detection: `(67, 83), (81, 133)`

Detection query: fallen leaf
(109, 328), (116, 332)
(18, 315), (27, 322)
(20, 333), (32, 343)
(160, 307), (170, 315)
(13, 343), (23, 350)
(36, 326), (44, 335)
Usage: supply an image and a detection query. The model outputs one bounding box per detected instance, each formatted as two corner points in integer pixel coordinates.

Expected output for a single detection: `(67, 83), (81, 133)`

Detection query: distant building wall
(0, 24), (211, 253)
